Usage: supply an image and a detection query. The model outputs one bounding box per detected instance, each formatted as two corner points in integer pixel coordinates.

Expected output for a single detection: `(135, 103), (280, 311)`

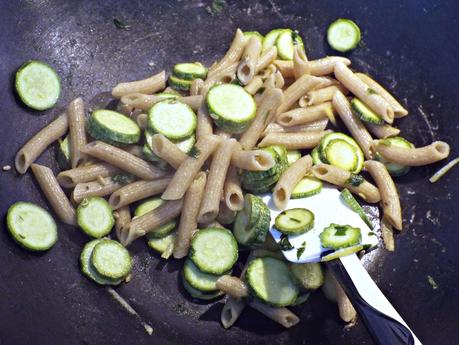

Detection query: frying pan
(1, 1), (458, 344)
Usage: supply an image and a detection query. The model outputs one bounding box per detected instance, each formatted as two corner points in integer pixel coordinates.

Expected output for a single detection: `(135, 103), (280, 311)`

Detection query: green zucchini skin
(56, 135), (71, 170)
(375, 136), (414, 176)
(317, 132), (364, 173)
(147, 232), (176, 254)
(168, 75), (192, 91)
(351, 98), (384, 124)
(173, 62), (208, 80)
(319, 223), (362, 250)
(91, 239), (132, 280)
(274, 208), (315, 235)
(291, 176), (323, 199)
(183, 259), (229, 292)
(182, 279), (224, 301)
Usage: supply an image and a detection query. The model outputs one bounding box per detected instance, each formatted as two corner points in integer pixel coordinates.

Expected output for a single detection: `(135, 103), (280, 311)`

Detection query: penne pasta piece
(355, 73), (408, 118)
(214, 128), (232, 139)
(196, 103), (214, 141)
(203, 62), (239, 97)
(300, 85), (348, 107)
(15, 113), (68, 174)
(312, 164), (381, 203)
(224, 166), (244, 211)
(273, 155), (312, 210)
(262, 119), (329, 137)
(244, 76), (264, 95)
(31, 164), (76, 226)
(255, 46), (277, 74)
(124, 199), (183, 246)
(116, 100), (135, 117)
(221, 297), (246, 329)
(134, 113), (148, 130)
(276, 75), (327, 115)
(217, 201), (237, 225)
(231, 144), (275, 171)
(72, 177), (123, 203)
(274, 56), (351, 78)
(124, 145), (144, 158)
(334, 63), (394, 123)
(198, 138), (237, 224)
(250, 300), (300, 328)
(333, 90), (374, 159)
(114, 206), (131, 245)
(119, 93), (164, 111)
(216, 275), (249, 299)
(190, 78), (204, 96)
(364, 122), (400, 139)
(112, 70), (166, 98)
(372, 140), (450, 166)
(259, 130), (332, 150)
(162, 135), (221, 200)
(237, 36), (262, 85)
(57, 163), (119, 188)
(380, 217), (395, 252)
(81, 141), (166, 180)
(277, 102), (333, 127)
(293, 45), (309, 79)
(364, 160), (402, 230)
(108, 177), (172, 210)
(260, 63), (277, 80)
(68, 98), (87, 168)
(150, 134), (188, 169)
(332, 275), (357, 323)
(239, 88), (284, 150)
(209, 29), (246, 75)
(173, 172), (207, 259)
(178, 95), (203, 112)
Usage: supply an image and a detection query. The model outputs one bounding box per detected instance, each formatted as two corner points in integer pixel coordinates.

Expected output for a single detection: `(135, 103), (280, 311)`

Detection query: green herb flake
(334, 226), (348, 236)
(188, 146), (201, 159)
(426, 275), (439, 290)
(278, 234), (294, 251)
(296, 242), (307, 260)
(113, 18), (131, 30)
(367, 87), (378, 95)
(346, 174), (365, 187)
(292, 30), (300, 45)
(112, 173), (135, 185)
(206, 0), (226, 15)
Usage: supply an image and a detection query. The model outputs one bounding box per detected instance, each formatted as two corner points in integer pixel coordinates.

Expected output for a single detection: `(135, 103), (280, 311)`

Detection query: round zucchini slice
(91, 239), (132, 280)
(77, 197), (115, 238)
(88, 109), (141, 144)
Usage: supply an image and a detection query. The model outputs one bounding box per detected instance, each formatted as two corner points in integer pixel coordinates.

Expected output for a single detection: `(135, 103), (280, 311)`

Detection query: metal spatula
(262, 186), (421, 345)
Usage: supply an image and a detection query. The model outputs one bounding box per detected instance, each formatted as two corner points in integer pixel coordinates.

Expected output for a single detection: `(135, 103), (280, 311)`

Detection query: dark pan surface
(1, 1), (458, 344)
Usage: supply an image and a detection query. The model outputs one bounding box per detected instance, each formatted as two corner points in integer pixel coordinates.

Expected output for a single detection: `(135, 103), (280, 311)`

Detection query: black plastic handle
(327, 260), (414, 345)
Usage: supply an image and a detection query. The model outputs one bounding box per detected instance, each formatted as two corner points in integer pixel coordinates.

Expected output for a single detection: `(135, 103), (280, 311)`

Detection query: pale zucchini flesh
(291, 176), (323, 199)
(173, 62), (208, 80)
(88, 109), (141, 144)
(327, 19), (361, 53)
(91, 239), (132, 280)
(77, 197), (115, 238)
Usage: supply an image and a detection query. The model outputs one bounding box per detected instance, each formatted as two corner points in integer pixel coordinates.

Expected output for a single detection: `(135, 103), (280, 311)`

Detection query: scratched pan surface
(0, 0), (458, 344)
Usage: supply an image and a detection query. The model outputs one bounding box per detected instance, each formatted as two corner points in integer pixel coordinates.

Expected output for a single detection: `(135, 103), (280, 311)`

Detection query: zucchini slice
(148, 100), (197, 140)
(319, 223), (362, 250)
(77, 197), (115, 238)
(275, 29), (304, 60)
(168, 75), (192, 91)
(286, 149), (301, 165)
(340, 188), (373, 229)
(311, 146), (325, 165)
(290, 262), (324, 290)
(173, 62), (208, 80)
(91, 239), (132, 280)
(292, 292), (311, 306)
(207, 84), (256, 133)
(183, 259), (228, 292)
(375, 136), (414, 177)
(183, 279), (224, 300)
(15, 60), (61, 110)
(291, 176), (323, 199)
(147, 232), (176, 254)
(274, 208), (314, 235)
(7, 202), (57, 251)
(318, 132), (364, 173)
(325, 139), (359, 172)
(56, 135), (71, 170)
(88, 109), (141, 144)
(351, 98), (384, 124)
(327, 19), (361, 53)
(135, 197), (177, 238)
(262, 28), (288, 51)
(190, 227), (238, 275)
(246, 257), (299, 307)
(80, 239), (123, 285)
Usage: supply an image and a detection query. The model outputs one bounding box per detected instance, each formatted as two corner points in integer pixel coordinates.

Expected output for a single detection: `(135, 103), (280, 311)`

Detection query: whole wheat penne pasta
(332, 276), (357, 323)
(178, 95), (203, 112)
(81, 141), (166, 180)
(57, 163), (119, 188)
(355, 73), (408, 118)
(162, 135), (221, 200)
(119, 93), (164, 111)
(214, 128), (232, 139)
(190, 78), (204, 96)
(112, 70), (166, 98)
(372, 140), (450, 166)
(380, 217), (395, 252)
(312, 164), (381, 203)
(150, 134), (188, 169)
(224, 166), (244, 211)
(250, 300), (300, 328)
(203, 62), (239, 97)
(163, 86), (177, 94)
(196, 103), (214, 141)
(134, 113), (148, 130)
(364, 160), (402, 230)
(333, 90), (374, 159)
(114, 206), (131, 245)
(72, 177), (123, 203)
(124, 199), (183, 246)
(109, 177), (172, 210)
(300, 85), (348, 107)
(276, 75), (327, 115)
(259, 130), (332, 150)
(15, 113), (68, 174)
(209, 29), (246, 75)
(262, 119), (329, 137)
(237, 36), (262, 85)
(260, 63), (277, 80)
(67, 98), (87, 168)
(124, 145), (144, 158)
(274, 56), (351, 78)
(244, 76), (264, 95)
(31, 164), (76, 225)
(293, 45), (309, 79)
(217, 201), (237, 225)
(231, 144), (275, 171)
(221, 297), (246, 329)
(334, 63), (394, 123)
(273, 155), (312, 210)
(364, 122), (400, 139)
(239, 88), (284, 150)
(198, 138), (237, 224)
(255, 46), (277, 74)
(216, 275), (249, 299)
(116, 100), (135, 116)
(277, 102), (333, 127)
(173, 172), (207, 259)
